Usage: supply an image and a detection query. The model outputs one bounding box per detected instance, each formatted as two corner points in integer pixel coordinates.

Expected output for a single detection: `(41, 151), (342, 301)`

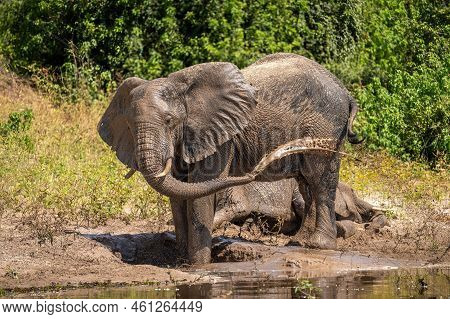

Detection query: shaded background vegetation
(0, 0), (448, 164)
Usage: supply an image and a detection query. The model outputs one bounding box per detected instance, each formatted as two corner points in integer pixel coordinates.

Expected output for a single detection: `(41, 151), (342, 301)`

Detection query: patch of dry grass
(0, 70), (168, 240)
(341, 146), (448, 207)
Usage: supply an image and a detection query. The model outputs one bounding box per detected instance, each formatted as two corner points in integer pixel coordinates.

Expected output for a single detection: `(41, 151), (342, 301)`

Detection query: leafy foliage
(349, 0), (449, 163)
(0, 0), (359, 77)
(0, 109), (34, 151)
(0, 109), (33, 136)
(0, 0), (448, 163)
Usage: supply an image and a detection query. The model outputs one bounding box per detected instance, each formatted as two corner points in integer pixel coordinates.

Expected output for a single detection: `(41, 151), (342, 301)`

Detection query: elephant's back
(244, 53), (345, 86)
(242, 53), (349, 106)
(242, 53), (350, 139)
(234, 53), (352, 174)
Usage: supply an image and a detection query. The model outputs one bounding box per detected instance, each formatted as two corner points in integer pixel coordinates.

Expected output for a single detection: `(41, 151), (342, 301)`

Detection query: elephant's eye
(165, 115), (174, 127)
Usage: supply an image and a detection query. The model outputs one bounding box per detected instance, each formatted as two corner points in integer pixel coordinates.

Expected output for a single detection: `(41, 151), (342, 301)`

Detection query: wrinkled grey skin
(98, 53), (362, 264)
(213, 181), (387, 239)
(214, 179), (304, 234)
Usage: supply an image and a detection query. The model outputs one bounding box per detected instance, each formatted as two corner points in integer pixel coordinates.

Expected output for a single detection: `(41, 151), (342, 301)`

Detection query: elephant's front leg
(187, 195), (215, 264)
(186, 141), (234, 264)
(170, 198), (188, 261)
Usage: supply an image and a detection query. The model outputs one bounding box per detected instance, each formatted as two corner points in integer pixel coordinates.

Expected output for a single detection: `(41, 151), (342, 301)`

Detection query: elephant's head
(98, 63), (257, 199)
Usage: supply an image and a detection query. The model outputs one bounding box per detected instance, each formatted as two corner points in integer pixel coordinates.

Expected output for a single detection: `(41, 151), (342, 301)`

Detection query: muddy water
(24, 267), (449, 299)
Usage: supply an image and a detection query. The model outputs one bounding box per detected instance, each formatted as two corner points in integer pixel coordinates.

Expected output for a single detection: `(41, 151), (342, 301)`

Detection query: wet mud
(0, 217), (448, 297)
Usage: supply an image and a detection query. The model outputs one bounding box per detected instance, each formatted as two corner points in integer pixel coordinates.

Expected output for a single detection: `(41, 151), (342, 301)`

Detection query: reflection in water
(15, 267), (450, 299)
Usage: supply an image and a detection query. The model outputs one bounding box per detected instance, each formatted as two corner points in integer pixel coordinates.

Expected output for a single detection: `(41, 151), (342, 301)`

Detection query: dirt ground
(1, 200), (448, 293)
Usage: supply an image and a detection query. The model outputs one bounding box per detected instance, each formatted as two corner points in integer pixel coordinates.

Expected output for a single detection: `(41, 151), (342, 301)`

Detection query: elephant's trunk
(135, 123), (254, 199)
(143, 173), (254, 199)
(135, 122), (168, 173)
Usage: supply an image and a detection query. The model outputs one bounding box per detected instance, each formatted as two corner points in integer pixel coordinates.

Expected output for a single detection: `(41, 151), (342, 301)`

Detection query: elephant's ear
(168, 62), (256, 163)
(97, 77), (147, 170)
(337, 183), (362, 222)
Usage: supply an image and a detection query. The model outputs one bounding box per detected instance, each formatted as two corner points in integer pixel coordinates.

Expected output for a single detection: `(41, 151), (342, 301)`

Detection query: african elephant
(213, 180), (388, 239)
(214, 179), (303, 234)
(98, 53), (362, 264)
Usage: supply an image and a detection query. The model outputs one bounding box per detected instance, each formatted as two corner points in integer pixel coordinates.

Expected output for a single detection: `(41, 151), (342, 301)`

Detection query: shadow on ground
(82, 232), (179, 266)
(82, 232), (275, 266)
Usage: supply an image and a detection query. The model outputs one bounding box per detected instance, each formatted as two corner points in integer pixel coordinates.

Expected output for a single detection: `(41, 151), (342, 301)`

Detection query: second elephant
(213, 181), (388, 239)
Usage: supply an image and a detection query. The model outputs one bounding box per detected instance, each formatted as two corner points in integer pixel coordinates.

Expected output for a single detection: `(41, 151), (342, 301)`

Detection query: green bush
(0, 109), (34, 152)
(356, 68), (449, 163)
(0, 109), (33, 136)
(0, 0), (448, 163)
(0, 0), (359, 77)
(350, 0), (449, 163)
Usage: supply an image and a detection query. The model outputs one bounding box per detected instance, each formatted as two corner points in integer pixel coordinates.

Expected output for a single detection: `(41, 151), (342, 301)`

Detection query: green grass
(294, 279), (321, 299)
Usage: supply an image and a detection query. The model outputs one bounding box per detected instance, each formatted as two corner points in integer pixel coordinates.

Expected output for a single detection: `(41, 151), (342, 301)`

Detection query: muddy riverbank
(1, 212), (448, 295)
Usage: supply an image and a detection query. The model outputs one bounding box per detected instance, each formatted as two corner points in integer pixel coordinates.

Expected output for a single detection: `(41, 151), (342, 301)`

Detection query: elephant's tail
(347, 98), (364, 144)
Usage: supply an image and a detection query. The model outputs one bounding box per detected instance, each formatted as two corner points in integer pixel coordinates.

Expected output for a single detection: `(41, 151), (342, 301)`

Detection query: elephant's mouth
(125, 157), (172, 179)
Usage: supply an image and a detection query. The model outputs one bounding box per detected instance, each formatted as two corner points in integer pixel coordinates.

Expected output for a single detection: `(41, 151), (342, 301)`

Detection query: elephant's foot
(336, 220), (357, 239)
(307, 230), (337, 250)
(365, 214), (389, 232)
(174, 239), (188, 263)
(188, 247), (212, 265)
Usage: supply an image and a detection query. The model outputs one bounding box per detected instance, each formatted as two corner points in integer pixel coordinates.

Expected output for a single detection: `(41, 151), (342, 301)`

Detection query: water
(19, 267), (450, 299)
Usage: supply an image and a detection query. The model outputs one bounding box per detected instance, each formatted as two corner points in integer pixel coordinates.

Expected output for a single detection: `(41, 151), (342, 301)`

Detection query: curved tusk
(372, 206), (389, 212)
(154, 157), (173, 178)
(125, 169), (136, 179)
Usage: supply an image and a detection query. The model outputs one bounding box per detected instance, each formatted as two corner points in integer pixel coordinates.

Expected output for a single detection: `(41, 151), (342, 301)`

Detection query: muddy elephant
(214, 179), (303, 234)
(213, 180), (388, 239)
(98, 53), (362, 264)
